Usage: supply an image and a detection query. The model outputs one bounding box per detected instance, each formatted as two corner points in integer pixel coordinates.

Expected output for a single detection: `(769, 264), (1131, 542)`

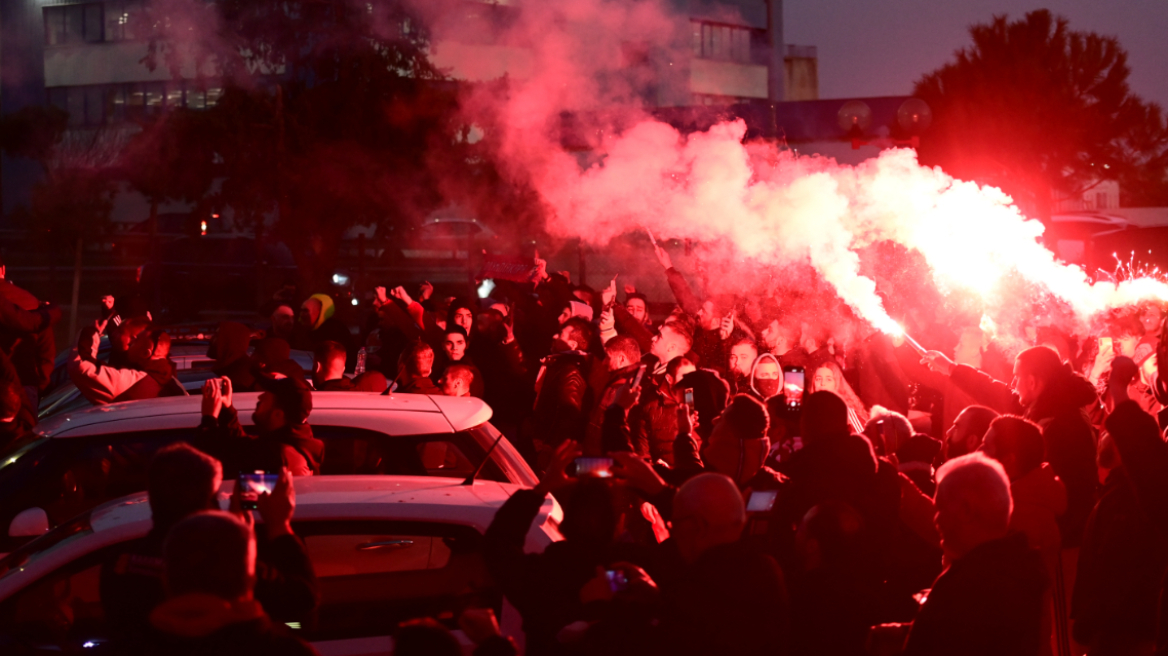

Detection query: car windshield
(0, 512), (93, 580)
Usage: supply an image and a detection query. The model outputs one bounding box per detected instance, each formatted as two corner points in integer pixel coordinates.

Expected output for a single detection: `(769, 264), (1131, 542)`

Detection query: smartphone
(220, 379), (229, 395)
(605, 569), (629, 593)
(783, 366), (805, 410)
(1099, 336), (1113, 351)
(237, 471), (279, 510)
(746, 489), (778, 513)
(630, 364), (647, 388)
(683, 388), (695, 407)
(572, 457), (615, 479)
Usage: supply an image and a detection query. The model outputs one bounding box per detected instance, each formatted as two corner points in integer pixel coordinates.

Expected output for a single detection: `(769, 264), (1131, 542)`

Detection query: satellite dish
(837, 100), (872, 133)
(897, 98), (933, 133)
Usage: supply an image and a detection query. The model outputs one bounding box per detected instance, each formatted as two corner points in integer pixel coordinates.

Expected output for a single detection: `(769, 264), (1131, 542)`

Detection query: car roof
(36, 392), (493, 438)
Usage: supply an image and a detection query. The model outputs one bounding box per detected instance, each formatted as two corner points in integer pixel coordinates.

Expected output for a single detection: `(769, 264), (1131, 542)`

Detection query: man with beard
(942, 405), (999, 463)
(727, 337), (758, 395)
(924, 345), (1099, 549)
(198, 361), (323, 476)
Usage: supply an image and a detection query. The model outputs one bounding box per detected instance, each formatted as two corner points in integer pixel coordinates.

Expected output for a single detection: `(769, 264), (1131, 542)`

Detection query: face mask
(756, 379), (781, 399)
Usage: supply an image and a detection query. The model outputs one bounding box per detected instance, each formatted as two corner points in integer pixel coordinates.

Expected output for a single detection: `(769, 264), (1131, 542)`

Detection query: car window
(313, 426), (508, 482)
(0, 534), (111, 653)
(294, 520), (498, 642)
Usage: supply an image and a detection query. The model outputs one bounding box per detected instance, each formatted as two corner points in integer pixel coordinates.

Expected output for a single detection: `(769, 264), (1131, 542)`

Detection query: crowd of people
(6, 241), (1168, 656)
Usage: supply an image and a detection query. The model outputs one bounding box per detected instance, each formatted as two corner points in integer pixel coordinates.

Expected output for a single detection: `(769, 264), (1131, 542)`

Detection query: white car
(1, 393), (537, 552)
(0, 476), (561, 655)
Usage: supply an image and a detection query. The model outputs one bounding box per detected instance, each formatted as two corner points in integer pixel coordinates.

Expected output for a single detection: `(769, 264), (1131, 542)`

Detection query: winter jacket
(68, 328), (148, 404)
(1010, 463), (1067, 582)
(951, 363), (1099, 547)
(585, 363), (641, 455)
(1071, 464), (1167, 649)
(315, 377), (354, 392)
(657, 539), (790, 656)
(905, 532), (1047, 656)
(197, 406), (324, 477)
(116, 357), (183, 402)
(531, 350), (595, 448)
(396, 373), (441, 395)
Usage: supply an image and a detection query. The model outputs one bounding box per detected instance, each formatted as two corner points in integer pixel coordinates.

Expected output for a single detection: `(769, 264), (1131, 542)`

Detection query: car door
(293, 519), (503, 655)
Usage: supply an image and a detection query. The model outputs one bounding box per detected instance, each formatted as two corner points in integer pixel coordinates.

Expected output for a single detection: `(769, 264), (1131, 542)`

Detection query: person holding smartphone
(100, 444), (318, 655)
(198, 360), (323, 477)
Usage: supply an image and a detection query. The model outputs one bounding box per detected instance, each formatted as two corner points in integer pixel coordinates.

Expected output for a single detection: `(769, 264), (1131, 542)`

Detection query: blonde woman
(808, 359), (869, 435)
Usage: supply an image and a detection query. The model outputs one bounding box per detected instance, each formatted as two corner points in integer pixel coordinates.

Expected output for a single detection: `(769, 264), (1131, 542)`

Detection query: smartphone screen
(237, 471), (279, 510)
(683, 388), (695, 406)
(783, 366), (805, 409)
(573, 457), (615, 479)
(747, 489), (778, 513)
(606, 569), (629, 593)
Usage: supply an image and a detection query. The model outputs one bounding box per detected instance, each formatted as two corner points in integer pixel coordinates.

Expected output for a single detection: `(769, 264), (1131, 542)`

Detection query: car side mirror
(9, 507), (50, 538)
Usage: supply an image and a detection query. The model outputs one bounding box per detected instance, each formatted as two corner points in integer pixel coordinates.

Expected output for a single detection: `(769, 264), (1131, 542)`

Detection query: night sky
(785, 0), (1168, 109)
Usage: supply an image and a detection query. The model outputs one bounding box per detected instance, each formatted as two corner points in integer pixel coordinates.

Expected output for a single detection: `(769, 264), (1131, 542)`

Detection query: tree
(914, 10), (1168, 216)
(142, 0), (477, 292)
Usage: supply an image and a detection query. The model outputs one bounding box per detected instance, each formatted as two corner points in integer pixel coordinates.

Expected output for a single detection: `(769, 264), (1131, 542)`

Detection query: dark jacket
(905, 532), (1047, 656)
(585, 363), (641, 455)
(315, 377), (354, 392)
(396, 373), (441, 395)
(145, 595), (318, 656)
(531, 350), (595, 447)
(950, 363), (1099, 547)
(1103, 401), (1168, 655)
(102, 526), (318, 656)
(657, 539), (790, 656)
(116, 357), (183, 402)
(198, 407), (324, 476)
(483, 488), (642, 656)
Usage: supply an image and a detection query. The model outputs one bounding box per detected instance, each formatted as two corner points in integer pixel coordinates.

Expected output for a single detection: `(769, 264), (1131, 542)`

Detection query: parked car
(2, 393), (535, 553)
(0, 475), (561, 654)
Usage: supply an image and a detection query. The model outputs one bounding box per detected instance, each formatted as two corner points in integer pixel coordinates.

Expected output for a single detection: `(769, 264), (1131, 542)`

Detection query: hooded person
(749, 352), (800, 453)
(69, 326), (148, 404)
(294, 293), (353, 358)
(209, 322), (257, 392)
(197, 359), (323, 477)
